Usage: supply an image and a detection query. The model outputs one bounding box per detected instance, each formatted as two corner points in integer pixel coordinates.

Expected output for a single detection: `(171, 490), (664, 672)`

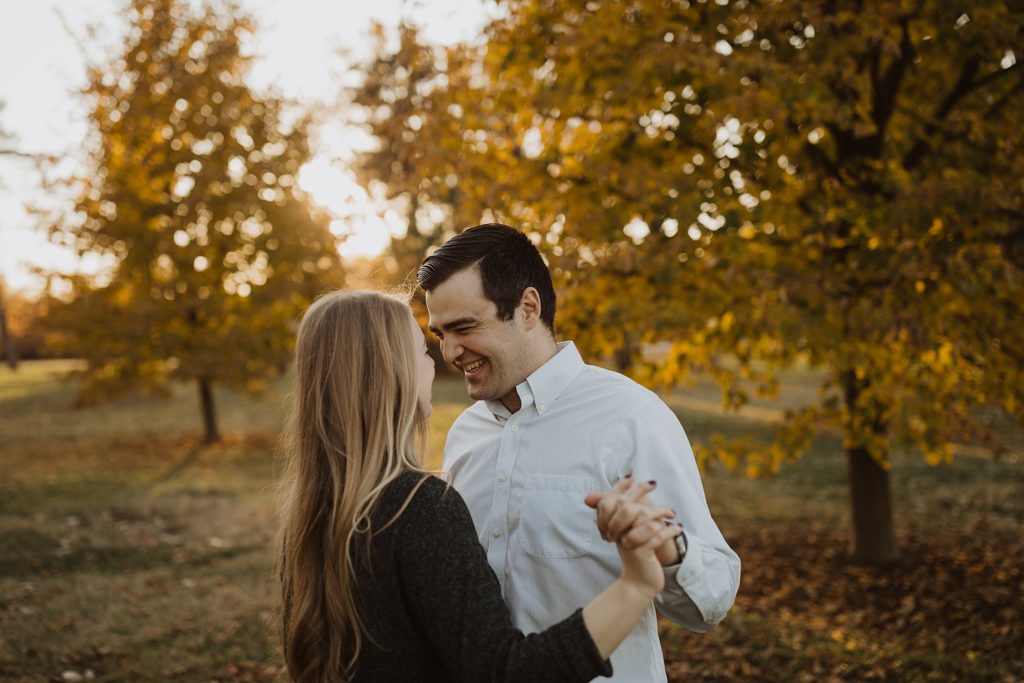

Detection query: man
(420, 223), (740, 681)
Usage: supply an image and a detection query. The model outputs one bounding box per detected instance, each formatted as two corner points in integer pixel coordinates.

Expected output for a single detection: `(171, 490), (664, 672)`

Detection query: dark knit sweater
(350, 470), (613, 682)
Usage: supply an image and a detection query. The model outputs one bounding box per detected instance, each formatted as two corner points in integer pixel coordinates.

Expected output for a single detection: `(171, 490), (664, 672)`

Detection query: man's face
(426, 267), (530, 404)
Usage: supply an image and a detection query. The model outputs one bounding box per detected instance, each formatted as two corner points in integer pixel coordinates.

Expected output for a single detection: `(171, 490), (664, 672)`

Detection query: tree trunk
(198, 377), (220, 444)
(613, 331), (635, 373)
(0, 304), (17, 370)
(843, 370), (899, 565)
(846, 444), (900, 565)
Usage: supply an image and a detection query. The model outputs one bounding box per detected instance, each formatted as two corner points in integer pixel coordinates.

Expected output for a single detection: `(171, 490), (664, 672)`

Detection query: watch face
(675, 531), (688, 558)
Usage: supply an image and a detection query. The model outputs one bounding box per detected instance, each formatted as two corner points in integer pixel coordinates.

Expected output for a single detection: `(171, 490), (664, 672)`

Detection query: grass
(0, 360), (1021, 682)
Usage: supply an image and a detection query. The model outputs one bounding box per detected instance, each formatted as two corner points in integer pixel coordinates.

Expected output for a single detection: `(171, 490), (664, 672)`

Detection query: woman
(278, 290), (680, 682)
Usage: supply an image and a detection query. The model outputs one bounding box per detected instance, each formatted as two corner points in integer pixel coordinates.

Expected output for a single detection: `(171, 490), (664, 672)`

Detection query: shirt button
(511, 425), (519, 432)
(498, 473), (508, 483)
(539, 403), (545, 411)
(492, 529), (502, 538)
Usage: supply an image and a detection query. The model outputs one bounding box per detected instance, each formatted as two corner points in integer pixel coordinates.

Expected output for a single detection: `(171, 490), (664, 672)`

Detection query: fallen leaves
(662, 522), (1024, 681)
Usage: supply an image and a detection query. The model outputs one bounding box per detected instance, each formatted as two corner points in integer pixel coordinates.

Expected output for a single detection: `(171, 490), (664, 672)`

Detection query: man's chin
(466, 384), (487, 400)
(465, 380), (494, 402)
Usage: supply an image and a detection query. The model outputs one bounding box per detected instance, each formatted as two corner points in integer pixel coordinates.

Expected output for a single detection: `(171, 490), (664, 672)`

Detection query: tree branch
(867, 16), (915, 156)
(903, 60), (1022, 170)
(984, 72), (1024, 119)
(0, 148), (55, 161)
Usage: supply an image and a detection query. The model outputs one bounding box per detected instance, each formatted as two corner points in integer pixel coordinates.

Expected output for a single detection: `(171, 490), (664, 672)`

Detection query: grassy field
(0, 360), (1021, 682)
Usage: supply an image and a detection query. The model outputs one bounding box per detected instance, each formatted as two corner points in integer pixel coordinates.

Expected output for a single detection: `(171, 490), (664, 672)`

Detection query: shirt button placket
(485, 416), (521, 590)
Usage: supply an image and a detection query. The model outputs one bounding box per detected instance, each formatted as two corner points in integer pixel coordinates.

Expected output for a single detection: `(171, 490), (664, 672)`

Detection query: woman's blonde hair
(278, 290), (427, 682)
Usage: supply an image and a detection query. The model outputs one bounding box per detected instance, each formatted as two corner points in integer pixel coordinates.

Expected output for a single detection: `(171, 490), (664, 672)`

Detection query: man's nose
(440, 336), (462, 365)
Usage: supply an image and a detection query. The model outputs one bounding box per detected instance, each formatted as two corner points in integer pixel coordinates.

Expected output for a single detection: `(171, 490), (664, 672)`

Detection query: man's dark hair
(417, 223), (556, 332)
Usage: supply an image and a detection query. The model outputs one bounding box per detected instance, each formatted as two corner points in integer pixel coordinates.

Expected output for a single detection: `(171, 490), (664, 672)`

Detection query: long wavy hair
(278, 290), (428, 682)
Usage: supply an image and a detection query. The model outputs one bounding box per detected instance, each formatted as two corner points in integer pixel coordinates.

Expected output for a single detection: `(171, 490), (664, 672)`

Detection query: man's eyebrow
(427, 317), (478, 335)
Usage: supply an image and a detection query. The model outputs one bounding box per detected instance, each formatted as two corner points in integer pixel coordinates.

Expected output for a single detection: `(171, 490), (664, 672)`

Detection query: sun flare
(297, 157), (394, 259)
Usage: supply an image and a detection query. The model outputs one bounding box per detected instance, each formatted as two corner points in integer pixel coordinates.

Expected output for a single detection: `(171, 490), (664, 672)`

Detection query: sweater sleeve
(398, 477), (613, 683)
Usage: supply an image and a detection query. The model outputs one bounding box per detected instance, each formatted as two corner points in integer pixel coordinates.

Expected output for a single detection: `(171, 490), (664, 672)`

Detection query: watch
(674, 529), (688, 563)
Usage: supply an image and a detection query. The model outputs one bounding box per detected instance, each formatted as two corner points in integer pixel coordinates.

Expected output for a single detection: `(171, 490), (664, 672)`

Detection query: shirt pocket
(518, 474), (600, 559)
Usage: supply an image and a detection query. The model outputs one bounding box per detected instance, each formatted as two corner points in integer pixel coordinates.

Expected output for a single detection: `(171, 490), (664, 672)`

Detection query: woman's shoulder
(387, 474), (484, 580)
(382, 471), (460, 516)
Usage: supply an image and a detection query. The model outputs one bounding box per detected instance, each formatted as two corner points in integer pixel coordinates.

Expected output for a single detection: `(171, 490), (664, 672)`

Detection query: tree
(1, 105), (24, 370)
(369, 0), (1024, 564)
(1, 102), (21, 159)
(0, 278), (17, 370)
(44, 0), (342, 443)
(349, 23), (473, 286)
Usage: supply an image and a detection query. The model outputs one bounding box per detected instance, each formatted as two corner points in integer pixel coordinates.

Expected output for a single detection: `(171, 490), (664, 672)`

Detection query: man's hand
(585, 477), (683, 567)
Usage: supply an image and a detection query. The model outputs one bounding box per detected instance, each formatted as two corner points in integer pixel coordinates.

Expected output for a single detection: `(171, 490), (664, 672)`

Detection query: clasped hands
(585, 477), (683, 570)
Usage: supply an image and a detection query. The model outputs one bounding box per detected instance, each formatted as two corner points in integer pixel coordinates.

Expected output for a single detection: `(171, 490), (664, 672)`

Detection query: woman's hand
(579, 480), (682, 659)
(586, 477), (684, 567)
(597, 480), (681, 599)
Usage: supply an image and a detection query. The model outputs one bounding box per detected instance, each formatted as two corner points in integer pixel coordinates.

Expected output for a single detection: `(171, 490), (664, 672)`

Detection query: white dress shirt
(443, 342), (742, 682)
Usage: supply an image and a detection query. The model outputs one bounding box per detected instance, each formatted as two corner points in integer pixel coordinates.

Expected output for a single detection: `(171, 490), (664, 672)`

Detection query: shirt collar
(484, 341), (584, 420)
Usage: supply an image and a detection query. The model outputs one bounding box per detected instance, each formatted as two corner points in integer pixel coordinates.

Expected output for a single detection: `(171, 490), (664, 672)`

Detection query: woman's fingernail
(647, 480), (657, 486)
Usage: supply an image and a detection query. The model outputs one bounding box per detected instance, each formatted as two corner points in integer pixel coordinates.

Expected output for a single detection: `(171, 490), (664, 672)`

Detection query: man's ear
(518, 287), (543, 330)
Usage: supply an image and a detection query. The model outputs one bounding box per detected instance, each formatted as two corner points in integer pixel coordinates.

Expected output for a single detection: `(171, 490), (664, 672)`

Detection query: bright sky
(0, 0), (497, 294)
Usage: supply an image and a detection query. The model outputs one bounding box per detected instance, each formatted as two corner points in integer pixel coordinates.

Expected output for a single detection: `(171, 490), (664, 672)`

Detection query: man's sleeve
(625, 395), (741, 632)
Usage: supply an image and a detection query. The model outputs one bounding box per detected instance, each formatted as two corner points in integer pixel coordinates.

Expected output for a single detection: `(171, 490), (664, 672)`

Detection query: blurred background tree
(42, 0), (343, 443)
(0, 102), (27, 160)
(0, 278), (17, 370)
(356, 0), (1023, 564)
(350, 23), (449, 286)
(349, 22), (507, 291)
(1, 105), (24, 370)
(0, 280), (57, 365)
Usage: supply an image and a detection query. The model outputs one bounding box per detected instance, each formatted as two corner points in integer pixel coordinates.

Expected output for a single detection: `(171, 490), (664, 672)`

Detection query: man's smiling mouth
(463, 359), (486, 374)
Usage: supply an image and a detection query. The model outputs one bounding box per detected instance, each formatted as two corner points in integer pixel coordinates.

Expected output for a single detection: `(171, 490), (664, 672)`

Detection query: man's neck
(499, 339), (559, 414)
(499, 391), (522, 414)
